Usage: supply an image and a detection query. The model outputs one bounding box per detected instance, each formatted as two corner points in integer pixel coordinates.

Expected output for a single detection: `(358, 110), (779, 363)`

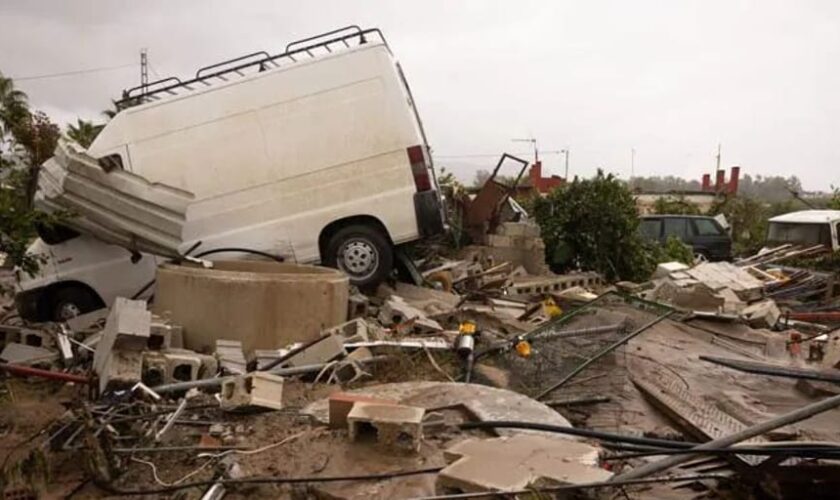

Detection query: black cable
(192, 247), (285, 262)
(95, 466), (443, 496)
(605, 446), (840, 461)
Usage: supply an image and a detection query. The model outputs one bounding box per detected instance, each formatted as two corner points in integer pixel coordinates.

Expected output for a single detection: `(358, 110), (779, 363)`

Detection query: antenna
(512, 138), (538, 163)
(715, 143), (721, 172)
(140, 48), (149, 96)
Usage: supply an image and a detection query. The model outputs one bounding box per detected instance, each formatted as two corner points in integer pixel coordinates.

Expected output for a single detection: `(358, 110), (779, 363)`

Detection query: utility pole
(630, 148), (635, 179)
(512, 138), (539, 163)
(140, 48), (149, 95)
(715, 143), (721, 172)
(562, 148), (570, 180)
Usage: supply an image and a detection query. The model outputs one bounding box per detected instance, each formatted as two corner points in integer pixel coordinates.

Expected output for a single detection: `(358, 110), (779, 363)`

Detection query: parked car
(639, 215), (732, 261)
(765, 210), (840, 252)
(17, 26), (445, 321)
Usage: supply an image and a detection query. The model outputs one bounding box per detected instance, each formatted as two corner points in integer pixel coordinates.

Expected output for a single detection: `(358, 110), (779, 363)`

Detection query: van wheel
(50, 287), (100, 322)
(324, 225), (393, 288)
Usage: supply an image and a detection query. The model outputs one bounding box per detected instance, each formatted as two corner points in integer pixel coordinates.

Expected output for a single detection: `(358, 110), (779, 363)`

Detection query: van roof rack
(116, 26), (386, 110)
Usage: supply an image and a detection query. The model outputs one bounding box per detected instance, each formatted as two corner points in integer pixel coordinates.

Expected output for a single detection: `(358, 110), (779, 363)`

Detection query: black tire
(324, 224), (393, 289)
(50, 286), (101, 322)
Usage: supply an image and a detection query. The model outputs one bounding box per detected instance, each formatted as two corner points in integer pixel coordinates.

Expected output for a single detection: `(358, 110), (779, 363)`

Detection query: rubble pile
(2, 224), (840, 499)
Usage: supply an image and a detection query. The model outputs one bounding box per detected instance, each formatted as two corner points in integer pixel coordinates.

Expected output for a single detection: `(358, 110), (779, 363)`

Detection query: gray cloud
(1, 0), (838, 189)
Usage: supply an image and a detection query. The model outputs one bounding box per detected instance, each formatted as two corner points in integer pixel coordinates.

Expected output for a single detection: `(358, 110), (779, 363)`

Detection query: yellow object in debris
(542, 298), (562, 318)
(459, 321), (477, 335)
(515, 340), (532, 358)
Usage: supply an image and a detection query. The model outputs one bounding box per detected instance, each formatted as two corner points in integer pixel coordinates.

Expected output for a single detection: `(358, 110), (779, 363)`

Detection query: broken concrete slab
(0, 343), (58, 366)
(65, 308), (108, 332)
(220, 372), (284, 411)
(328, 392), (397, 429)
(216, 339), (247, 374)
(437, 434), (610, 493)
(323, 318), (372, 343)
(285, 333), (346, 368)
(347, 402), (425, 453)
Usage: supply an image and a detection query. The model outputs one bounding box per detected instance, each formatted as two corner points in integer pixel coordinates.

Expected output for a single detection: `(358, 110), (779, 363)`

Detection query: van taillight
(407, 145), (432, 192)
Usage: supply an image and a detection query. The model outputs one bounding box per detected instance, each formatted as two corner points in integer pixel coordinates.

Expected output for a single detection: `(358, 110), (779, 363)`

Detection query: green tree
(66, 118), (104, 148)
(0, 71), (64, 278)
(829, 185), (840, 210)
(532, 170), (656, 282)
(652, 196), (702, 215)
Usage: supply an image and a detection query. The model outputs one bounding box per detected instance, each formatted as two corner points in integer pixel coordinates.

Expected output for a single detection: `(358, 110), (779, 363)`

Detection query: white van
(766, 210), (840, 252)
(17, 26), (444, 321)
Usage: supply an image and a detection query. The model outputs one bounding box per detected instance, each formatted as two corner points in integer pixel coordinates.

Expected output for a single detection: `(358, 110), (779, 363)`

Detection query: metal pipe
(535, 310), (674, 400)
(611, 392), (840, 481)
(0, 363), (90, 384)
(153, 355), (391, 394)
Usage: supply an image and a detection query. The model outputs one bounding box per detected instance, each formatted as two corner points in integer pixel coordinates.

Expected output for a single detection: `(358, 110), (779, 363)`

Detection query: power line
(11, 63), (136, 82)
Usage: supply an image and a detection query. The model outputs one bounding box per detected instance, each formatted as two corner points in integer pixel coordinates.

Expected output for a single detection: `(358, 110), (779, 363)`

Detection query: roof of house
(768, 210), (840, 224)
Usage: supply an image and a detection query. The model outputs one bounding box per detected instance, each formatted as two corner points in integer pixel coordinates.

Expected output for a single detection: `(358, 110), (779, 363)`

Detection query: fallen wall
(154, 261), (348, 352)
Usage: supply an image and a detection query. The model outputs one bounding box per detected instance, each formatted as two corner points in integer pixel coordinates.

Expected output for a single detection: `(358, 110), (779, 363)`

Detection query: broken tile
(328, 392), (397, 429)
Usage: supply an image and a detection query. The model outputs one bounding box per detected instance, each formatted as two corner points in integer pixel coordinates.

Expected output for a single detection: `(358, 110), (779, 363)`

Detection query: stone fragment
(741, 300), (781, 328)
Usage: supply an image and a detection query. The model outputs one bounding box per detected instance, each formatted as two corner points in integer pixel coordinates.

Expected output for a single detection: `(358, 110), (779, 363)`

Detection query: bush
(532, 170), (656, 282)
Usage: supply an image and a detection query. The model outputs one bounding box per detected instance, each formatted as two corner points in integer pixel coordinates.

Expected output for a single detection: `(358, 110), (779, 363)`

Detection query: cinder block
(149, 318), (184, 350)
(94, 297), (151, 375)
(335, 347), (373, 382)
(141, 349), (218, 385)
(328, 392), (396, 429)
(486, 234), (513, 248)
(286, 334), (346, 367)
(99, 350), (143, 394)
(21, 328), (54, 349)
(347, 402), (425, 453)
(220, 372), (284, 411)
(347, 293), (370, 319)
(324, 318), (370, 343)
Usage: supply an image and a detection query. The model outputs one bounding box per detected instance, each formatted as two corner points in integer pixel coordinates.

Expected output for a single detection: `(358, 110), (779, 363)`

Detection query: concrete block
(378, 296), (442, 333)
(216, 339), (247, 374)
(100, 350), (143, 394)
(486, 234), (513, 248)
(323, 318), (370, 343)
(94, 297), (151, 375)
(437, 434), (610, 493)
(149, 317), (184, 350)
(347, 402), (425, 453)
(328, 392), (397, 429)
(653, 261), (690, 279)
(220, 372), (284, 411)
(741, 300), (781, 328)
(286, 333), (346, 367)
(21, 328), (54, 349)
(142, 349), (218, 386)
(335, 347), (373, 382)
(65, 309), (108, 332)
(347, 293), (370, 319)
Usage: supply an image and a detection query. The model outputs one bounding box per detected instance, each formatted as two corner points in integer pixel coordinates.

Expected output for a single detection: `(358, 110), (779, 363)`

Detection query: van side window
(663, 218), (688, 240)
(692, 218), (723, 236)
(36, 223), (80, 245)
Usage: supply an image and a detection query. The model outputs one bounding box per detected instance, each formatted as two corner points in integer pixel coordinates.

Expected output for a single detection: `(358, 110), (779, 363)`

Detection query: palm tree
(0, 71), (30, 140)
(66, 118), (104, 148)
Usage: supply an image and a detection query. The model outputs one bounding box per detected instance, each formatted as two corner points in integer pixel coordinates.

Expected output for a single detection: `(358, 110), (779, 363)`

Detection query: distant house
(634, 166), (741, 214)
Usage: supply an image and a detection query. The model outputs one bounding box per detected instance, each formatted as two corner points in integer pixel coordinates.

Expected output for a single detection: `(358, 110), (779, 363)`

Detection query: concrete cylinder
(154, 261), (349, 353)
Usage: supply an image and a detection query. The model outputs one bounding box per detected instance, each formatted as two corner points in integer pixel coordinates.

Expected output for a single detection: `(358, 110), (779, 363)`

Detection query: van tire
(324, 225), (393, 289)
(50, 286), (100, 322)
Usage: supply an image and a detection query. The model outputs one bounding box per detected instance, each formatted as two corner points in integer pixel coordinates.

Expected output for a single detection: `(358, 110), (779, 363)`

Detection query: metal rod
(612, 392), (840, 481)
(0, 363), (90, 384)
(536, 310), (674, 400)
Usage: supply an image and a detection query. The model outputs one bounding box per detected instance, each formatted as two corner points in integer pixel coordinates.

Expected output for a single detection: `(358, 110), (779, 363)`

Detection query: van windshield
(767, 222), (831, 247)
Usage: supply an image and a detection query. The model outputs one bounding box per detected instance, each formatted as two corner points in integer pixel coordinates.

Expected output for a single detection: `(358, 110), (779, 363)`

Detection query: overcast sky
(1, 0), (838, 190)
